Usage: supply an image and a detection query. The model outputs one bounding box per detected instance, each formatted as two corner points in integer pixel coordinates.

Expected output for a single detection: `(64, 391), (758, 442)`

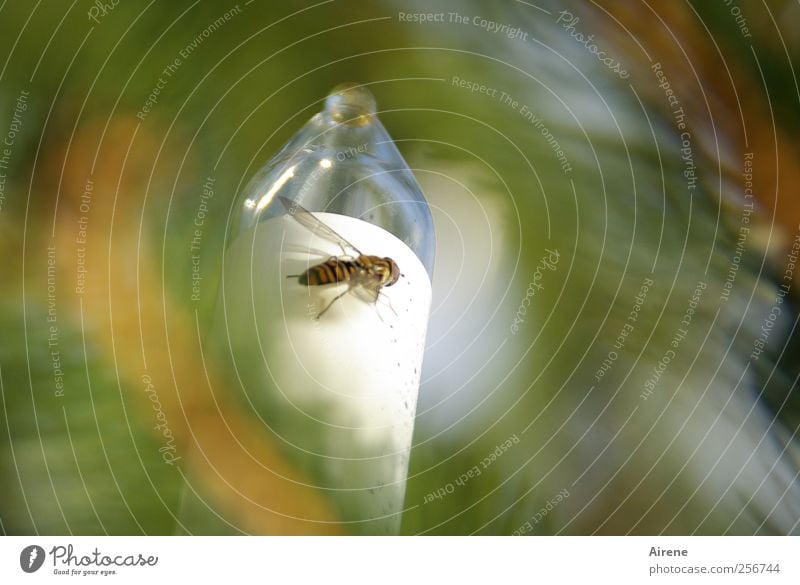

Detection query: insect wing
(350, 274), (382, 304)
(279, 196), (362, 256)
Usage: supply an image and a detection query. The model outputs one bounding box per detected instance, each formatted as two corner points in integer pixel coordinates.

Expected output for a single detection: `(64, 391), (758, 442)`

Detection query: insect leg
(384, 294), (398, 317)
(315, 288), (351, 320)
(372, 292), (396, 322)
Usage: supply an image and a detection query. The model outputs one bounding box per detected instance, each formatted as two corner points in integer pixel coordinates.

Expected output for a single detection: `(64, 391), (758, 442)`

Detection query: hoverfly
(279, 196), (400, 319)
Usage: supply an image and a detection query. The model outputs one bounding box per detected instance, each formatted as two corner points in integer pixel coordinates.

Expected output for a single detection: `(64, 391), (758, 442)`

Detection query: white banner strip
(1, 536), (797, 583)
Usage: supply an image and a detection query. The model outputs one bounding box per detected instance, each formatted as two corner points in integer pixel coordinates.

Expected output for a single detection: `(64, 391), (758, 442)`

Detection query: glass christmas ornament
(214, 83), (434, 534)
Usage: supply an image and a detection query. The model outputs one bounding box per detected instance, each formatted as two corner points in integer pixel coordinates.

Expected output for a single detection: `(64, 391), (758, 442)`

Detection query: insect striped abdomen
(302, 259), (360, 286)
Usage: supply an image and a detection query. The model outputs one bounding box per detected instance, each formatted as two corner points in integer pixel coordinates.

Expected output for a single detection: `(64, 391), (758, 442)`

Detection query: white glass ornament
(214, 83), (434, 534)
